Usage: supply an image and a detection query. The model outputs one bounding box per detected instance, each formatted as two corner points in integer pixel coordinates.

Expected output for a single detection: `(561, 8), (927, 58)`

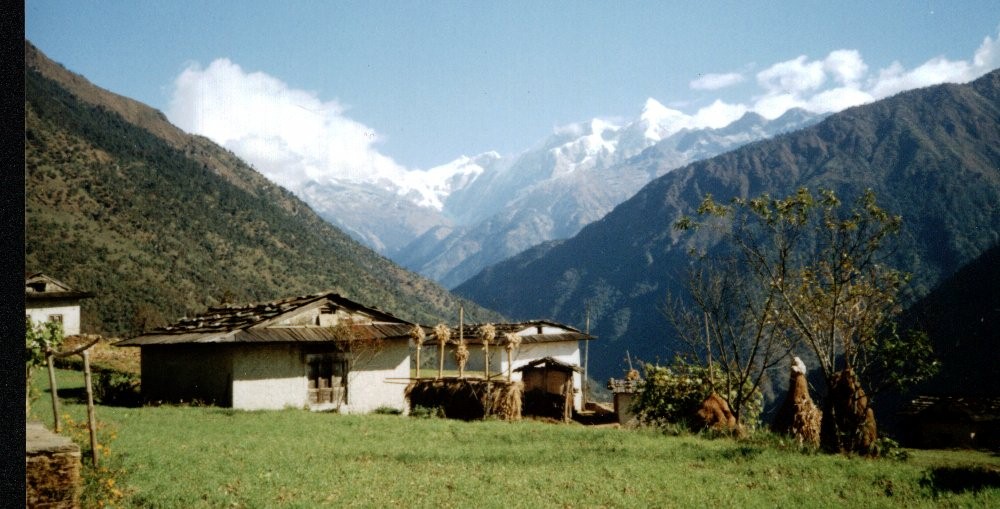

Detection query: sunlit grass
(30, 368), (1000, 508)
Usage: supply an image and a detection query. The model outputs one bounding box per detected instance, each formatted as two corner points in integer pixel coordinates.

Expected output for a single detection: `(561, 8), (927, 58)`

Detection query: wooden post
(459, 306), (464, 379)
(583, 307), (590, 410)
(705, 312), (714, 392)
(46, 353), (60, 433)
(82, 350), (99, 467)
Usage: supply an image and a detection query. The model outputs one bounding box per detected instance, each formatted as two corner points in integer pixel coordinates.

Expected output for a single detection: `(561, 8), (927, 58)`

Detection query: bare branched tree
(676, 188), (934, 455)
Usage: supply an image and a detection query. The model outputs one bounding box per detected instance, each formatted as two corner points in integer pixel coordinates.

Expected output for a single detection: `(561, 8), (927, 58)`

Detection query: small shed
(25, 273), (93, 336)
(515, 357), (582, 422)
(607, 378), (642, 426)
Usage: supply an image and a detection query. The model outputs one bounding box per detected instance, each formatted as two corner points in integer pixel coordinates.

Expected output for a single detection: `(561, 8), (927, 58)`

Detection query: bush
(409, 405), (445, 418)
(874, 436), (909, 461)
(94, 371), (142, 407)
(630, 357), (762, 430)
(373, 406), (403, 415)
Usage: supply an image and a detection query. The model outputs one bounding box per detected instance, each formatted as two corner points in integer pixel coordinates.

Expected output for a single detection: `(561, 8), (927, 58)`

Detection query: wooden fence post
(82, 350), (99, 467)
(46, 353), (60, 433)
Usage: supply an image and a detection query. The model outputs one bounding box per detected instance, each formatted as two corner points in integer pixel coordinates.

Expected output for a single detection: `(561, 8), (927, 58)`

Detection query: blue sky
(26, 1), (1000, 172)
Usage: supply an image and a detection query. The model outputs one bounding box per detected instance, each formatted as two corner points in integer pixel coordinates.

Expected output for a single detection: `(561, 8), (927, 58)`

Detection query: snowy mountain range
(299, 100), (823, 287)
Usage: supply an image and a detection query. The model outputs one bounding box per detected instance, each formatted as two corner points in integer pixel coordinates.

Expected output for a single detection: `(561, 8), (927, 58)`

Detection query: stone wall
(26, 421), (80, 508)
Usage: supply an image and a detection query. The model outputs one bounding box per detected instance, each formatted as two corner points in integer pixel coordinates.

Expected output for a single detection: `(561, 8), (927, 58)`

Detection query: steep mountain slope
(24, 41), (502, 337)
(456, 70), (1000, 381)
(400, 109), (822, 287)
(897, 242), (1000, 396)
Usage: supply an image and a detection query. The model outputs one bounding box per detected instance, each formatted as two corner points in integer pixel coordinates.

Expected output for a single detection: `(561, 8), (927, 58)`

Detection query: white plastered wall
(231, 344), (309, 410)
(341, 340), (410, 414)
(26, 304), (82, 336)
(228, 341), (410, 413)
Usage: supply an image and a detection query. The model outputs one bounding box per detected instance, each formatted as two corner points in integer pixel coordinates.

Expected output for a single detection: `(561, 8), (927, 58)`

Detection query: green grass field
(29, 369), (1000, 508)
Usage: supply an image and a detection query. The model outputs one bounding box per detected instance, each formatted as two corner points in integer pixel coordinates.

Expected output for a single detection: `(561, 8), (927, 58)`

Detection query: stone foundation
(26, 420), (81, 508)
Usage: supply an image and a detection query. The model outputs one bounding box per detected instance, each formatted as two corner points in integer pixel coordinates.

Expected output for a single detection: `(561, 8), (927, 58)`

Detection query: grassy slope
(33, 369), (1000, 508)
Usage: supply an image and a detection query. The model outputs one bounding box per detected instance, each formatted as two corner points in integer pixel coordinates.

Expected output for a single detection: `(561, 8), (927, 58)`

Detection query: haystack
(406, 378), (522, 421)
(771, 357), (822, 447)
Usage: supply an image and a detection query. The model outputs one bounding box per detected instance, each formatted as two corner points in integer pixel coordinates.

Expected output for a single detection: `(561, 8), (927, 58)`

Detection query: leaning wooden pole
(46, 352), (60, 433)
(82, 350), (99, 467)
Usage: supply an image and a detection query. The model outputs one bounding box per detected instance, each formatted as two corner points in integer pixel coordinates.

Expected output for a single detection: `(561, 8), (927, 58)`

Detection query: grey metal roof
(116, 292), (415, 347)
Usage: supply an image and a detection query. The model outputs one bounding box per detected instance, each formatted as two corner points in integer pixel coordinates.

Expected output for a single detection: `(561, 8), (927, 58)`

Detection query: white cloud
(167, 58), (409, 191)
(824, 49), (867, 86)
(866, 31), (999, 99)
(690, 72), (745, 91)
(806, 87), (874, 113)
(754, 93), (808, 119)
(691, 99), (748, 128)
(756, 55), (826, 94)
(743, 28), (1000, 119)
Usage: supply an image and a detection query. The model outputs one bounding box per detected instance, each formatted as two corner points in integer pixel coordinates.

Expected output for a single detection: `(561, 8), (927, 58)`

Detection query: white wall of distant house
(229, 342), (410, 414)
(342, 340), (410, 414)
(26, 304), (82, 336)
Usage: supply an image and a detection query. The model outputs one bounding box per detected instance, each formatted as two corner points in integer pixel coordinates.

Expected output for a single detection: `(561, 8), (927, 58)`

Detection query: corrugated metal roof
(118, 323), (414, 346)
(116, 292), (416, 347)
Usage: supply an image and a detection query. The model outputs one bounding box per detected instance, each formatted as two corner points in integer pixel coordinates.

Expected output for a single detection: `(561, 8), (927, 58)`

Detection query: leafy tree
(25, 316), (64, 415)
(678, 188), (935, 454)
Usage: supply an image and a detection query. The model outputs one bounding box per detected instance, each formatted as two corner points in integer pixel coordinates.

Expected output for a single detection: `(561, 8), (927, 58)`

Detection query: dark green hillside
(898, 242), (1000, 396)
(457, 70), (1000, 382)
(25, 42), (501, 337)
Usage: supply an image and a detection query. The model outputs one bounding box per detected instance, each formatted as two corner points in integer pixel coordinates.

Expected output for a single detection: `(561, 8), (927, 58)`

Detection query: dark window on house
(47, 314), (63, 325)
(306, 354), (347, 405)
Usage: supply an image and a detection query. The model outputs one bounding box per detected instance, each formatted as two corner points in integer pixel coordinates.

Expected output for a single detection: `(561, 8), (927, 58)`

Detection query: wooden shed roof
(513, 356), (583, 373)
(116, 292), (416, 346)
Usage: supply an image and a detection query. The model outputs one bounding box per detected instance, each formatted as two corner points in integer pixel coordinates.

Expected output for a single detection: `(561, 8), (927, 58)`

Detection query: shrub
(630, 357), (762, 430)
(94, 371), (142, 407)
(409, 405), (445, 418)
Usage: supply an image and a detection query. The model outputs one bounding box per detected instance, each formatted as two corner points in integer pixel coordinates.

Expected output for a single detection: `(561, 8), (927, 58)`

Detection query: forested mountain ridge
(456, 69), (1000, 381)
(24, 40), (502, 337)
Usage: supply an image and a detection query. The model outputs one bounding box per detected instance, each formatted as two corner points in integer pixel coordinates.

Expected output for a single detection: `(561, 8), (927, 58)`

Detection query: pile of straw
(405, 378), (523, 421)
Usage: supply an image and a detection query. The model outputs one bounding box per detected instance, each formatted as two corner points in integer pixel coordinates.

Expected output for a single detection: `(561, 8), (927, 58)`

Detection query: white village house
(25, 273), (93, 336)
(116, 292), (416, 413)
(431, 321), (594, 412)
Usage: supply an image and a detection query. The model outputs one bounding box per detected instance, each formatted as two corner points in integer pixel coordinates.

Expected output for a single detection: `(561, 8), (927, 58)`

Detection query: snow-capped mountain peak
(639, 98), (691, 141)
(391, 151), (501, 210)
